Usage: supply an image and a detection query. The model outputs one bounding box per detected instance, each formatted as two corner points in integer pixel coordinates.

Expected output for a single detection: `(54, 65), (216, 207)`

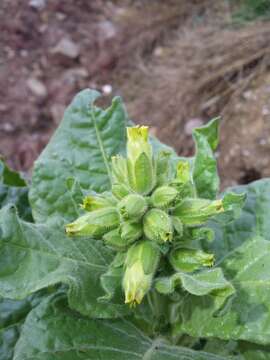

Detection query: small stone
(243, 90), (256, 100)
(51, 37), (80, 59)
(27, 78), (47, 97)
(242, 149), (250, 157)
(184, 118), (203, 135)
(153, 47), (164, 57)
(64, 67), (88, 81)
(56, 12), (67, 21)
(29, 0), (46, 10)
(20, 50), (29, 57)
(102, 84), (112, 95)
(262, 106), (270, 116)
(259, 138), (267, 146)
(99, 20), (117, 40)
(1, 122), (14, 133)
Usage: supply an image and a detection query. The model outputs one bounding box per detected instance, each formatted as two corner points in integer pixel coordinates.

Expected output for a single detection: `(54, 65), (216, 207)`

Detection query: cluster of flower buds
(65, 126), (233, 306)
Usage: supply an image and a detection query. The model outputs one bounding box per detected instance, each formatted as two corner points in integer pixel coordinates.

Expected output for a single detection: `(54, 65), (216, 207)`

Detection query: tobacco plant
(1, 89), (270, 359)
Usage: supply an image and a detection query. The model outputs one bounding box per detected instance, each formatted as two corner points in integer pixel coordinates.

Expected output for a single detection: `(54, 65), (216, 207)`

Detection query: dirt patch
(1, 0), (270, 188)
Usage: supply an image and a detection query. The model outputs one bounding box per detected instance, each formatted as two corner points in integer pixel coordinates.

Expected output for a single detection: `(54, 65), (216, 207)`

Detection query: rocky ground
(1, 0), (270, 188)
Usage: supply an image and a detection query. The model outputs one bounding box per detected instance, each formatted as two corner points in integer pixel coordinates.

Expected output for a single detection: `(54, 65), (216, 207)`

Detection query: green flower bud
(150, 186), (178, 208)
(172, 216), (183, 237)
(172, 198), (224, 225)
(127, 126), (152, 162)
(123, 241), (160, 305)
(81, 193), (115, 211)
(112, 183), (130, 200)
(143, 209), (173, 243)
(65, 207), (120, 237)
(169, 247), (214, 272)
(156, 150), (172, 186)
(103, 228), (127, 250)
(120, 221), (143, 244)
(170, 160), (195, 198)
(176, 160), (191, 184)
(111, 155), (128, 184)
(118, 194), (147, 221)
(126, 126), (155, 195)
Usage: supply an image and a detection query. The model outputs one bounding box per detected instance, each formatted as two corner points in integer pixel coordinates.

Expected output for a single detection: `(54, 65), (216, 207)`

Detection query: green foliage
(14, 293), (229, 360)
(1, 88), (270, 359)
(233, 0), (270, 22)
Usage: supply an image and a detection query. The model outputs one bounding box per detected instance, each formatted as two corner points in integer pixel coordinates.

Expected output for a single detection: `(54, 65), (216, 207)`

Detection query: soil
(1, 0), (270, 189)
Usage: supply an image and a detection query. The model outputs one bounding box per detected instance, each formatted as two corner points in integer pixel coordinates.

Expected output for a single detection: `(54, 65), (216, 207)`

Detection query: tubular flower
(126, 126), (155, 195)
(65, 207), (119, 237)
(123, 241), (159, 306)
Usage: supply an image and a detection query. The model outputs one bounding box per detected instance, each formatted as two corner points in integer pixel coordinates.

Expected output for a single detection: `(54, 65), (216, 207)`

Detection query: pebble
(29, 0), (46, 10)
(1, 123), (15, 132)
(27, 78), (47, 97)
(99, 20), (117, 40)
(102, 84), (112, 95)
(51, 37), (80, 59)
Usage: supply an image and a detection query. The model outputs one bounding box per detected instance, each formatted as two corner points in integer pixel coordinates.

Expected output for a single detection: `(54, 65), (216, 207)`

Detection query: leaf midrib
(91, 107), (112, 184)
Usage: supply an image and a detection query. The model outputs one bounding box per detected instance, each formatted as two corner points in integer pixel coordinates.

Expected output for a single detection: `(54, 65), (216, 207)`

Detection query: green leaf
(99, 265), (124, 303)
(0, 159), (26, 187)
(209, 179), (270, 260)
(173, 236), (270, 345)
(14, 293), (228, 360)
(29, 89), (128, 227)
(192, 118), (220, 200)
(0, 292), (45, 360)
(156, 268), (234, 311)
(171, 180), (270, 344)
(0, 205), (129, 318)
(237, 342), (270, 360)
(0, 160), (32, 221)
(203, 338), (270, 360)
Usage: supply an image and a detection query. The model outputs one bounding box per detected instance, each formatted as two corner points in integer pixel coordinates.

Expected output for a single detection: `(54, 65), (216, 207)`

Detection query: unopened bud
(127, 126), (152, 161)
(150, 186), (178, 208)
(112, 183), (130, 200)
(176, 160), (191, 184)
(118, 194), (147, 221)
(126, 126), (155, 194)
(172, 216), (183, 237)
(120, 220), (143, 244)
(103, 228), (127, 250)
(169, 247), (214, 272)
(65, 207), (120, 237)
(111, 155), (128, 184)
(156, 150), (172, 186)
(123, 241), (160, 305)
(143, 209), (173, 243)
(81, 193), (115, 211)
(172, 198), (224, 225)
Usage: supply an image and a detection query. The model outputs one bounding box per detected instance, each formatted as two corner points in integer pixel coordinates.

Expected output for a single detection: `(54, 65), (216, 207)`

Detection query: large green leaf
(29, 89), (128, 227)
(14, 293), (228, 360)
(204, 339), (270, 360)
(0, 205), (128, 318)
(0, 160), (32, 221)
(237, 342), (270, 360)
(209, 179), (270, 260)
(0, 292), (45, 360)
(0, 161), (37, 359)
(156, 268), (234, 311)
(192, 118), (220, 200)
(172, 180), (270, 345)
